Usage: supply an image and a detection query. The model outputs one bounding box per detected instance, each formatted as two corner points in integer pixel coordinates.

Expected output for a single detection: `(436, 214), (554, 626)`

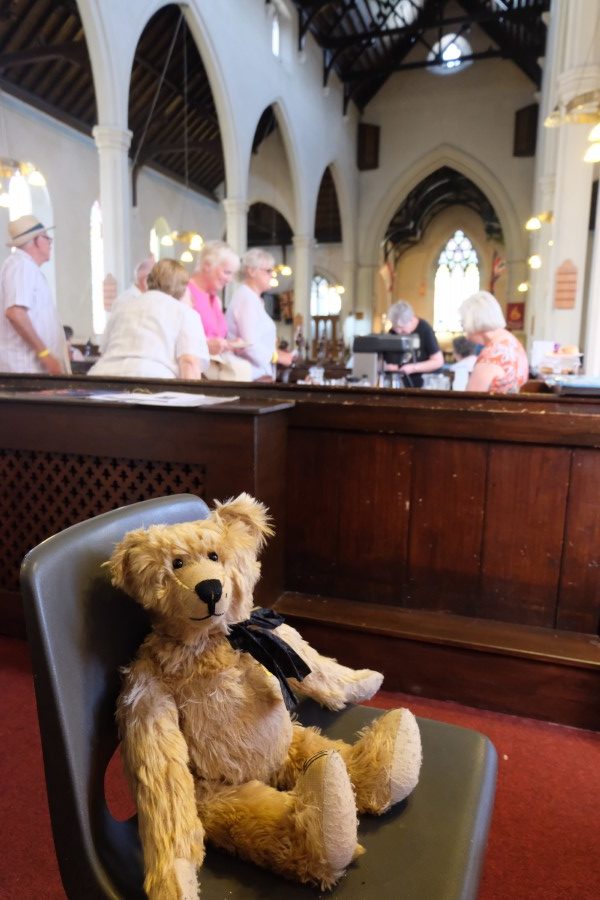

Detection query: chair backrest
(20, 494), (210, 900)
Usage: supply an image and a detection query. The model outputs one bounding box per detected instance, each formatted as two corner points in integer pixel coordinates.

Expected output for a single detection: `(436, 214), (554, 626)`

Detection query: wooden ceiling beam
(344, 46), (503, 81)
(0, 39), (87, 71)
(316, 3), (546, 49)
(132, 55), (219, 128)
(456, 0), (546, 84)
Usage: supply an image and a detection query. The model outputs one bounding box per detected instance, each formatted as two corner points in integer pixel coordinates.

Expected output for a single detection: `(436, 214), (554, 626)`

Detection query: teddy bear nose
(195, 579), (222, 606)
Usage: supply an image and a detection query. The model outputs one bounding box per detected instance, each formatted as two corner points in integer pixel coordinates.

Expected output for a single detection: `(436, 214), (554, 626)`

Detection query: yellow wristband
(37, 348), (51, 359)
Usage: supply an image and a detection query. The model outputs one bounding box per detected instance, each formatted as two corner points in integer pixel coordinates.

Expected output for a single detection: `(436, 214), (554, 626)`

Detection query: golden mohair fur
(112, 493), (422, 898)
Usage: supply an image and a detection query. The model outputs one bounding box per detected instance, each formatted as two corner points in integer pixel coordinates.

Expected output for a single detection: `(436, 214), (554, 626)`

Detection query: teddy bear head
(109, 493), (273, 639)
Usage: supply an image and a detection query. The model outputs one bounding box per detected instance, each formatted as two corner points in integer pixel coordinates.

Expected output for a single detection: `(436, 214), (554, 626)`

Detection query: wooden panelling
(480, 445), (571, 626)
(0, 394), (291, 630)
(2, 376), (600, 646)
(275, 594), (600, 728)
(284, 619), (600, 730)
(558, 449), (600, 633)
(407, 438), (487, 614)
(286, 430), (340, 595)
(334, 433), (412, 603)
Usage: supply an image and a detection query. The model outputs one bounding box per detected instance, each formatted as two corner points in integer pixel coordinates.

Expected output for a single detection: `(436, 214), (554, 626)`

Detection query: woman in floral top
(459, 291), (529, 393)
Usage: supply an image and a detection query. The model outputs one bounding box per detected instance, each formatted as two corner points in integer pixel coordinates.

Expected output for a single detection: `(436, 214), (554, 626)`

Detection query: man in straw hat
(0, 214), (69, 374)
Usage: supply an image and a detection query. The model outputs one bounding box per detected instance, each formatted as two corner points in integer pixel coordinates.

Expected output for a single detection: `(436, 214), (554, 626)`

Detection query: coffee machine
(352, 334), (420, 386)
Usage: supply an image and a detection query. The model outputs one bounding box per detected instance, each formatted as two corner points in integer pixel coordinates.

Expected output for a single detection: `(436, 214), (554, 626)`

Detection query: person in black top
(383, 300), (444, 387)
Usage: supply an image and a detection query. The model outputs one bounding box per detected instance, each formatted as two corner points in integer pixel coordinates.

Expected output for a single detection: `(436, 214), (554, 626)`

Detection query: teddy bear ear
(108, 528), (149, 596)
(213, 493), (274, 551)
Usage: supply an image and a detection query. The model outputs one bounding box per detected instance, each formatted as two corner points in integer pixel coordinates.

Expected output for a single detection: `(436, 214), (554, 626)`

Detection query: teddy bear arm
(274, 622), (384, 710)
(119, 679), (205, 899)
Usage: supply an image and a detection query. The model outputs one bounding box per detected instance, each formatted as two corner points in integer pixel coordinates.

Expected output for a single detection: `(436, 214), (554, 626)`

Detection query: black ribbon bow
(227, 608), (311, 711)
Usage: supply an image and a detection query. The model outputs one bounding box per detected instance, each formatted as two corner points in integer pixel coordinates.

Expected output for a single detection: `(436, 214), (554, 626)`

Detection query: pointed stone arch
(361, 143), (524, 273)
(248, 103), (297, 233)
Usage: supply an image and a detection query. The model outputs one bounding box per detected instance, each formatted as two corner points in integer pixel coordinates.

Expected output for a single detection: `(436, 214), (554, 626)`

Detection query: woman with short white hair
(187, 240), (239, 356)
(226, 248), (294, 381)
(185, 240), (252, 380)
(459, 290), (528, 393)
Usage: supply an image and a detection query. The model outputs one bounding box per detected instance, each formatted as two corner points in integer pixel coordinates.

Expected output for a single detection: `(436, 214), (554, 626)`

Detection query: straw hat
(7, 215), (54, 248)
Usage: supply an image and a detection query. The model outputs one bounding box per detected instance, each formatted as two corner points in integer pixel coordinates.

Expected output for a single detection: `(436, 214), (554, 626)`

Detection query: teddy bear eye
(172, 558), (184, 569)
(208, 551), (218, 562)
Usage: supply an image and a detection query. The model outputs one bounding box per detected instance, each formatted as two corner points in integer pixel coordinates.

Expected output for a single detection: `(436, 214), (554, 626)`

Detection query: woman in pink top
(188, 240), (239, 355)
(459, 291), (529, 393)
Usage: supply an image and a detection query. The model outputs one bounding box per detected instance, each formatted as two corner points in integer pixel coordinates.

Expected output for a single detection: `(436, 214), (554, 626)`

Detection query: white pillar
(342, 258), (356, 314)
(527, 0), (564, 337)
(222, 197), (248, 257)
(543, 117), (595, 344)
(92, 124), (132, 296)
(584, 174), (600, 375)
(355, 264), (378, 331)
(292, 234), (315, 339)
(527, 0), (600, 344)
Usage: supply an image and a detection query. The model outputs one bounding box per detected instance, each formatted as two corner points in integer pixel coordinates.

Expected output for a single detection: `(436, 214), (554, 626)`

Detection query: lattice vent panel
(0, 449), (206, 591)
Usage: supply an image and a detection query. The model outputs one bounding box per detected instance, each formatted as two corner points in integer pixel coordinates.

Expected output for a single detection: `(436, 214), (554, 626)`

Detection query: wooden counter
(0, 384), (292, 637)
(1, 374), (599, 727)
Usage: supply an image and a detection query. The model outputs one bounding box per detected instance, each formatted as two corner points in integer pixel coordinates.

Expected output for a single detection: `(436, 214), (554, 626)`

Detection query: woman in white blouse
(89, 259), (209, 380)
(226, 248), (293, 381)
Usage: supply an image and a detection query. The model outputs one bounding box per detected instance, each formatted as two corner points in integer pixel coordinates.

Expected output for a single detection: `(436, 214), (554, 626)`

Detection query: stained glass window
(434, 230), (480, 333)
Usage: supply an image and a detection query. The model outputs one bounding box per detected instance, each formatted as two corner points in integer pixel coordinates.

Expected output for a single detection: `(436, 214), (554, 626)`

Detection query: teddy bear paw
(173, 858), (199, 899)
(342, 668), (384, 704)
(292, 749), (360, 889)
(348, 708), (422, 815)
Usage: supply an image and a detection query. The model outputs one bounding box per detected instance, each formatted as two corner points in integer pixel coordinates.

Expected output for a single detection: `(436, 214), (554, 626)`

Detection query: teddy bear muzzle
(193, 578), (223, 618)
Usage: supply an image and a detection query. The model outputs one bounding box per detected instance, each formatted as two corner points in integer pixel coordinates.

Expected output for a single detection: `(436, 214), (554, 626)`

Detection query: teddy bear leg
(274, 721), (349, 789)
(198, 751), (361, 889)
(342, 708), (422, 815)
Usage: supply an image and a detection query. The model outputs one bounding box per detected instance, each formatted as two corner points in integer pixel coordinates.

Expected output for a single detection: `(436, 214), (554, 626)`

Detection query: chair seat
(197, 701), (497, 899)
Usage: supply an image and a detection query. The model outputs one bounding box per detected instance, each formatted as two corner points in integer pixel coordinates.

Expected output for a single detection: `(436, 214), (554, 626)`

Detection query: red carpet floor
(1, 635), (599, 899)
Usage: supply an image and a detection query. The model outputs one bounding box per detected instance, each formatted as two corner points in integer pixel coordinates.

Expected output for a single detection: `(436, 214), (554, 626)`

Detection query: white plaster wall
(133, 168), (224, 266)
(0, 94), (98, 340)
(248, 126), (296, 232)
(358, 54), (537, 276)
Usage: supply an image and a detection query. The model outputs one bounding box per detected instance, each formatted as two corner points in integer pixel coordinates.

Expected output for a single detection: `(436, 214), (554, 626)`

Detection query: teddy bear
(110, 493), (422, 899)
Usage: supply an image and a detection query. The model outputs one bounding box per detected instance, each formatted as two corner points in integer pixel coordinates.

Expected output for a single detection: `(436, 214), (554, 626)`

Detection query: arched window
(8, 171), (32, 219)
(428, 33), (472, 75)
(310, 274), (342, 317)
(90, 201), (105, 334)
(152, 216), (174, 260)
(433, 230), (480, 333)
(149, 227), (160, 264)
(271, 11), (280, 57)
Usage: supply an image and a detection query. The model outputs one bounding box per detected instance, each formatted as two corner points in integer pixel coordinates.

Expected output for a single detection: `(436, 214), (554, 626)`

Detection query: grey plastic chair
(21, 494), (497, 899)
